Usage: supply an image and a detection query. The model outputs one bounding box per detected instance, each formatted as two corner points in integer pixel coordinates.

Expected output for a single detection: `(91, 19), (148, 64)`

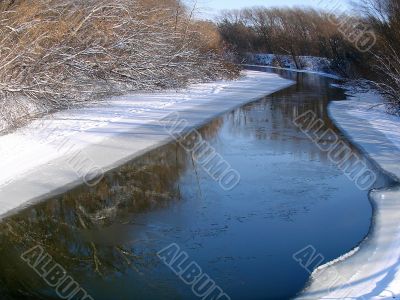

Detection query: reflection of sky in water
(0, 70), (394, 300)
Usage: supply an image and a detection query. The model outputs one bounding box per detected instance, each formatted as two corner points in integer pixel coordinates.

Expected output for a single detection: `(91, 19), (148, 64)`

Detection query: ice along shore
(298, 90), (400, 299)
(0, 70), (294, 219)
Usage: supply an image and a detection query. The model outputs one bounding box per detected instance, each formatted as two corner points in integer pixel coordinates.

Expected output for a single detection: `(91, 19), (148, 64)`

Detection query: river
(0, 68), (394, 300)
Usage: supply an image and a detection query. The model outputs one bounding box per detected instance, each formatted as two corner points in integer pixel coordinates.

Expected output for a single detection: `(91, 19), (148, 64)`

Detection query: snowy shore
(242, 64), (340, 80)
(298, 90), (400, 299)
(243, 53), (340, 79)
(0, 70), (294, 218)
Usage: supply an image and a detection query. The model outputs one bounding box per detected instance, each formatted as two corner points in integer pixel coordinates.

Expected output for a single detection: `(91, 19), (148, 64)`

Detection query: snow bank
(0, 70), (294, 218)
(242, 64), (340, 80)
(298, 90), (400, 299)
(246, 53), (338, 78)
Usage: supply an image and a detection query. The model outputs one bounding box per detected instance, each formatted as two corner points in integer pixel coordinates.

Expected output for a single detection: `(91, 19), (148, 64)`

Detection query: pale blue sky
(185, 0), (351, 19)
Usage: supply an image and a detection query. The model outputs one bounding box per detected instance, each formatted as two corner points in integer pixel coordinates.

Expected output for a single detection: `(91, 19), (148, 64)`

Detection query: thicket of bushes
(0, 0), (238, 131)
(217, 8), (365, 75)
(217, 0), (400, 114)
(359, 0), (400, 114)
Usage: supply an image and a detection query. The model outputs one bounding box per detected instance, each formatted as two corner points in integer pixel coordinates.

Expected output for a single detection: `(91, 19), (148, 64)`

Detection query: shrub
(0, 0), (238, 131)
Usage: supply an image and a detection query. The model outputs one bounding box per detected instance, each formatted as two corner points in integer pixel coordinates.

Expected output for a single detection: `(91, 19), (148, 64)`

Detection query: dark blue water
(0, 69), (393, 300)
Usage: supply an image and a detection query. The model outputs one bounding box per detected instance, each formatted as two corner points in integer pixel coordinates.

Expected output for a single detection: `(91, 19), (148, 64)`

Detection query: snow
(245, 53), (339, 79)
(243, 64), (340, 80)
(2, 64), (399, 298)
(0, 70), (294, 218)
(297, 89), (400, 299)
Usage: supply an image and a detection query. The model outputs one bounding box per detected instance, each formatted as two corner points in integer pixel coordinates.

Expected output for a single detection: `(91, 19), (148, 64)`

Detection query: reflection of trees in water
(0, 118), (224, 298)
(0, 145), (185, 297)
(223, 77), (359, 163)
(192, 117), (224, 142)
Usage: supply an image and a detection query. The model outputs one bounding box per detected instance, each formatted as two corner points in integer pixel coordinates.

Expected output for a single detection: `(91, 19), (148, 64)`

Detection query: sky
(185, 0), (351, 19)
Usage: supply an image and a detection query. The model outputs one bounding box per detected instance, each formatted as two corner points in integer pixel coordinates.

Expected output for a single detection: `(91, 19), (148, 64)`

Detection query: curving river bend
(0, 68), (394, 300)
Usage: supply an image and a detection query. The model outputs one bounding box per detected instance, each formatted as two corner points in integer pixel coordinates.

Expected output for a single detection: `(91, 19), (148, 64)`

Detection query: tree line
(217, 0), (400, 114)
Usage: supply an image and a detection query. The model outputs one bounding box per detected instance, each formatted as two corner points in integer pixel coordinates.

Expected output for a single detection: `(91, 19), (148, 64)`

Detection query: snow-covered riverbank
(242, 64), (340, 80)
(244, 53), (340, 79)
(298, 90), (400, 299)
(0, 70), (294, 218)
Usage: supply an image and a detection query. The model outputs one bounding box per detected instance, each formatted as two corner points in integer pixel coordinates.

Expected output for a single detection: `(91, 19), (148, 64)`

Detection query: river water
(0, 68), (394, 300)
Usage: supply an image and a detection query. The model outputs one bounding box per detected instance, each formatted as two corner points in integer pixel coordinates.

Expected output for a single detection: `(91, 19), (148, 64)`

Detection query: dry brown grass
(0, 0), (238, 131)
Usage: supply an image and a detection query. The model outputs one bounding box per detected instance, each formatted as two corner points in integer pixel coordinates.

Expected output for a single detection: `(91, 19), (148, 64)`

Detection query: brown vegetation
(217, 8), (360, 72)
(217, 2), (400, 114)
(357, 0), (400, 114)
(0, 0), (237, 131)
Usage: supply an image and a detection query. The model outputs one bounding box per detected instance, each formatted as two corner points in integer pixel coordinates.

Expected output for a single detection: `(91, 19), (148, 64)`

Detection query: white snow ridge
(0, 70), (294, 218)
(298, 90), (400, 299)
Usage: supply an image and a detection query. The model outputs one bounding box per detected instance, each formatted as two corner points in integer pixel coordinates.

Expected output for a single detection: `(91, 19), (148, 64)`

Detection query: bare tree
(0, 0), (237, 131)
(354, 0), (400, 114)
